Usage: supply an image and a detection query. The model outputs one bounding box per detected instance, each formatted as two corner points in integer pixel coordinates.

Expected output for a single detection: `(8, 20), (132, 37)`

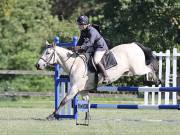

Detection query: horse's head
(36, 41), (57, 70)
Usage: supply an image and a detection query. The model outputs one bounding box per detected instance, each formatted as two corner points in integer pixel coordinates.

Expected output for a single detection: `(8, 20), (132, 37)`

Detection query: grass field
(0, 96), (180, 135)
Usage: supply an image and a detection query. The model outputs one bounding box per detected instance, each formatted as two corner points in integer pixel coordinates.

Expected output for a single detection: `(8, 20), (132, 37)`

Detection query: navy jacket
(77, 25), (108, 53)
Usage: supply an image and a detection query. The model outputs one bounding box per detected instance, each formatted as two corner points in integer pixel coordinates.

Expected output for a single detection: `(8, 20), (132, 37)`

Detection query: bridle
(39, 46), (87, 77)
(40, 48), (56, 66)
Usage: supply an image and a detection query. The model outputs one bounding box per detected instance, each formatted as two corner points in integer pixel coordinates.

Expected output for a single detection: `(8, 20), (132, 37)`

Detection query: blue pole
(72, 36), (78, 119)
(54, 36), (60, 45)
(54, 36), (60, 111)
(53, 35), (78, 118)
(73, 36), (78, 46)
(54, 64), (60, 111)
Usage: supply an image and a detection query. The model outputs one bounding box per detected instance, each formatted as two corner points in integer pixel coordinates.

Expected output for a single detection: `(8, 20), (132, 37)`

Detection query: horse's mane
(56, 46), (74, 54)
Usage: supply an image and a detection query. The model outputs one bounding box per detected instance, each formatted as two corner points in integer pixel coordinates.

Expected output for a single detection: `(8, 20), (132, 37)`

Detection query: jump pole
(54, 35), (78, 119)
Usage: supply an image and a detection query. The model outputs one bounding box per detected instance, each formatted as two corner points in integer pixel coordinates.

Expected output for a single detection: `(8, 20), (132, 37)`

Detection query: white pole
(158, 52), (163, 105)
(173, 48), (177, 104)
(144, 85), (149, 105)
(144, 91), (149, 105)
(165, 50), (170, 105)
(144, 75), (149, 105)
(151, 87), (155, 105)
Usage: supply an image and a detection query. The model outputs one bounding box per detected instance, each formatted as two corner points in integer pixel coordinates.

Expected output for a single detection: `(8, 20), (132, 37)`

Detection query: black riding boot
(97, 62), (110, 84)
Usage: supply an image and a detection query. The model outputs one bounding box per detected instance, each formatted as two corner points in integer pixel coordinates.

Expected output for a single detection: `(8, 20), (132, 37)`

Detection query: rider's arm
(77, 33), (84, 46)
(81, 30), (96, 50)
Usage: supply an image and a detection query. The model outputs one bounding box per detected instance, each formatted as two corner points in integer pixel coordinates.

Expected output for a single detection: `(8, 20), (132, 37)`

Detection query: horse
(36, 41), (160, 119)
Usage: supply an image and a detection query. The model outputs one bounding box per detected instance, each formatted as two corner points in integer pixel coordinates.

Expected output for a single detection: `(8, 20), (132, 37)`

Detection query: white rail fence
(144, 48), (180, 105)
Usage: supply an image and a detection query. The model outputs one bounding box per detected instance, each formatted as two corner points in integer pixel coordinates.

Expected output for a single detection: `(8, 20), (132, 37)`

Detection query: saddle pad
(101, 51), (117, 70)
(84, 51), (118, 73)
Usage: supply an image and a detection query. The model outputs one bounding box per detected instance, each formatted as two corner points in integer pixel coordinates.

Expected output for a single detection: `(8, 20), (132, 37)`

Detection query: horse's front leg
(47, 85), (79, 120)
(59, 84), (79, 109)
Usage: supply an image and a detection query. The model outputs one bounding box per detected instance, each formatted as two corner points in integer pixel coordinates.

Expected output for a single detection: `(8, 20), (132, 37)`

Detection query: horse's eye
(46, 52), (50, 55)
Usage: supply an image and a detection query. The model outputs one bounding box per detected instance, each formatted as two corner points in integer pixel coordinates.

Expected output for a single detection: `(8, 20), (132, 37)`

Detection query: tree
(97, 0), (179, 51)
(0, 0), (79, 91)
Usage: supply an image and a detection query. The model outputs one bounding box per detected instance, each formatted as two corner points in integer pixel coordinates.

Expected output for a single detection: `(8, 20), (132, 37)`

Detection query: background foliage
(0, 0), (179, 91)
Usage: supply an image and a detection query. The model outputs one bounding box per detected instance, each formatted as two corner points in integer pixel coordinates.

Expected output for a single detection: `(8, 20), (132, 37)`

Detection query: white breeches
(94, 50), (106, 65)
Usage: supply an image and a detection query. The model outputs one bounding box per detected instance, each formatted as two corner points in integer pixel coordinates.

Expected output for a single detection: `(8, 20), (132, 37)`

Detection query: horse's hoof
(147, 72), (153, 81)
(159, 79), (165, 86)
(46, 113), (56, 121)
(154, 79), (164, 87)
(102, 78), (111, 85)
(143, 80), (154, 86)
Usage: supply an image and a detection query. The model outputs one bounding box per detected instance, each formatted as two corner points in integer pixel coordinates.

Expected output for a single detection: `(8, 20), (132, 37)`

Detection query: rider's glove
(81, 44), (89, 51)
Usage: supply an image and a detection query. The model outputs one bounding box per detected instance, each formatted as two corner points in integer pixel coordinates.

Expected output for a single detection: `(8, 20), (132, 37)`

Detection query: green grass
(0, 95), (144, 108)
(0, 96), (54, 108)
(0, 96), (180, 135)
(0, 108), (180, 135)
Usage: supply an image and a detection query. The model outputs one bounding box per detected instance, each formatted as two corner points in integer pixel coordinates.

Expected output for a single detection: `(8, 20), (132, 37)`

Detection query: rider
(76, 15), (110, 84)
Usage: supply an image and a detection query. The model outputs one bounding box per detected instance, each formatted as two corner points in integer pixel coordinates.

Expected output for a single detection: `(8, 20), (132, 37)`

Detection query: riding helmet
(77, 15), (89, 25)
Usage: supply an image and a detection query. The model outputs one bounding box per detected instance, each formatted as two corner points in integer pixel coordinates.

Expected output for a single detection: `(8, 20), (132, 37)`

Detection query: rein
(59, 52), (88, 78)
(41, 47), (88, 77)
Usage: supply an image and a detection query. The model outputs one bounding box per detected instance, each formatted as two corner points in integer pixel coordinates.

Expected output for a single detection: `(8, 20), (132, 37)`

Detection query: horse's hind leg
(80, 90), (91, 121)
(133, 65), (160, 86)
(145, 68), (162, 86)
(80, 91), (89, 101)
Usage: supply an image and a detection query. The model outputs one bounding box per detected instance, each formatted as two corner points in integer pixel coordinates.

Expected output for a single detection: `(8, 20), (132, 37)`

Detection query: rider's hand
(81, 45), (86, 50)
(74, 46), (82, 52)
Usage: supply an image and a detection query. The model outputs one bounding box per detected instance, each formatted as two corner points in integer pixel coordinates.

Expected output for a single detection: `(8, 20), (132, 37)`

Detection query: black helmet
(77, 15), (89, 25)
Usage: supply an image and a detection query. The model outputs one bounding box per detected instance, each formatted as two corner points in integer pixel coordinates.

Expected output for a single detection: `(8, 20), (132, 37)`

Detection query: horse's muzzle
(35, 63), (41, 70)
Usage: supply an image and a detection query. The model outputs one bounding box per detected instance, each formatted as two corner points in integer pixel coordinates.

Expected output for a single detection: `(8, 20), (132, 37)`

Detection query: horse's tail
(135, 42), (159, 72)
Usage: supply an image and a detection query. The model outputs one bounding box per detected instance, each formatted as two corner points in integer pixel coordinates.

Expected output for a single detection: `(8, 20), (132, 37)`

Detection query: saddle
(85, 51), (117, 73)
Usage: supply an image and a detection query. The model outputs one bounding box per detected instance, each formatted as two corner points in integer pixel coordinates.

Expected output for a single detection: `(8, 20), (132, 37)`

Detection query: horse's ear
(52, 42), (56, 47)
(45, 40), (50, 46)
